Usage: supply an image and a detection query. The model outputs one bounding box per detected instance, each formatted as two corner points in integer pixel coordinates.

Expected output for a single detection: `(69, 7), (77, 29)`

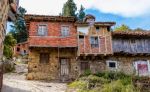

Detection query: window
(40, 53), (49, 64)
(79, 36), (84, 43)
(90, 37), (99, 48)
(17, 48), (20, 52)
(81, 62), (89, 71)
(109, 62), (116, 68)
(107, 61), (117, 69)
(96, 26), (100, 31)
(61, 26), (69, 37)
(24, 50), (26, 54)
(38, 25), (47, 36)
(107, 26), (111, 31)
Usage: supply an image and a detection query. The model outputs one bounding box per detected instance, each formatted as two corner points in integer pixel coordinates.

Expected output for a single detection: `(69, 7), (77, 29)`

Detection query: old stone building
(110, 31), (150, 76)
(77, 15), (115, 74)
(0, 0), (19, 58)
(25, 14), (78, 81)
(13, 41), (29, 56)
(25, 14), (150, 81)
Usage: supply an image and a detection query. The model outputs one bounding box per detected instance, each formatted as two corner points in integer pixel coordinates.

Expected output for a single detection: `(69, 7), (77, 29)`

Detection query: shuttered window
(40, 53), (49, 64)
(81, 62), (89, 71)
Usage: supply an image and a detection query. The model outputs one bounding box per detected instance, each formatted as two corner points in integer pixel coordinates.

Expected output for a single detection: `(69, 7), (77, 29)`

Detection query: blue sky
(85, 9), (150, 30)
(7, 0), (150, 33)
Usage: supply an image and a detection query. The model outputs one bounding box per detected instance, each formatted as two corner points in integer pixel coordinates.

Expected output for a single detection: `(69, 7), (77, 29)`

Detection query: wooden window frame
(37, 24), (48, 36)
(90, 36), (99, 48)
(61, 25), (70, 37)
(39, 53), (49, 64)
(80, 62), (90, 71)
(134, 60), (150, 76)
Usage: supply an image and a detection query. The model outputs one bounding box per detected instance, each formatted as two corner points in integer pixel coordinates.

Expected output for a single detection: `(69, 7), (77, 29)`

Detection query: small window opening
(17, 48), (20, 52)
(96, 26), (100, 31)
(109, 62), (116, 68)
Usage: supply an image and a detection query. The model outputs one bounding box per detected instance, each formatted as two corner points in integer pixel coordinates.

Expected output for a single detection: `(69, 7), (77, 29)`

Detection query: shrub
(101, 80), (139, 92)
(68, 81), (89, 92)
(83, 69), (92, 76)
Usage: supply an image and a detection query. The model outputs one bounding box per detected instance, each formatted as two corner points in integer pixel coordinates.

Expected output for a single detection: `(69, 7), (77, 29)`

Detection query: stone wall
(27, 48), (79, 80)
(79, 56), (150, 75)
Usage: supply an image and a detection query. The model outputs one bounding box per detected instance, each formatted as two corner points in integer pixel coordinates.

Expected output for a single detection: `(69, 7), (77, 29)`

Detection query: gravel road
(2, 73), (67, 92)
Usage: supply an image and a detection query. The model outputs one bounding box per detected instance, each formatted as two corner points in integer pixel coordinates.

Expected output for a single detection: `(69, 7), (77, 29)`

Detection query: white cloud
(19, 0), (150, 17)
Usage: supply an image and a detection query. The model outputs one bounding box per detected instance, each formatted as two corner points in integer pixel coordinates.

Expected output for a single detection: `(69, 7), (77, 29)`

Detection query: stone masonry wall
(79, 56), (150, 75)
(27, 48), (79, 80)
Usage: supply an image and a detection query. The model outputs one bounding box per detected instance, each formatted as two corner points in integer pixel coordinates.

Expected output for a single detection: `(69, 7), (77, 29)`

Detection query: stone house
(25, 14), (150, 81)
(77, 15), (115, 74)
(13, 41), (29, 56)
(25, 14), (78, 81)
(0, 0), (19, 59)
(111, 31), (150, 76)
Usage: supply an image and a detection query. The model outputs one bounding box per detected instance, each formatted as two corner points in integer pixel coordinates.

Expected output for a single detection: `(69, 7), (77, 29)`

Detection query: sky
(7, 0), (150, 31)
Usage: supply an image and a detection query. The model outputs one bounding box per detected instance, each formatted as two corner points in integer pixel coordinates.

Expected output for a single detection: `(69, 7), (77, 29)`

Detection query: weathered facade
(111, 31), (150, 76)
(13, 41), (29, 56)
(25, 15), (78, 81)
(76, 15), (115, 74)
(25, 14), (150, 81)
(0, 0), (19, 58)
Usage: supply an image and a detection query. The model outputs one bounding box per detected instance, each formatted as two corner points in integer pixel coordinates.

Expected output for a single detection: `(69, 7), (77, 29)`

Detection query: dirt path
(2, 73), (67, 92)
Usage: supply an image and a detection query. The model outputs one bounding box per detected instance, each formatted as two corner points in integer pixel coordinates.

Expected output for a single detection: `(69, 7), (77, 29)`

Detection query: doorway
(60, 58), (70, 82)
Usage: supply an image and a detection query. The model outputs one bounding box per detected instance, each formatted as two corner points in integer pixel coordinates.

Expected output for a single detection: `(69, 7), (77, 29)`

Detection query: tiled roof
(24, 14), (76, 22)
(75, 22), (116, 26)
(112, 31), (150, 38)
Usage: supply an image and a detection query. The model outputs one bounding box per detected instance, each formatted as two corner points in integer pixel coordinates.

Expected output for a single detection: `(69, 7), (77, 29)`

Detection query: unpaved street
(2, 73), (67, 92)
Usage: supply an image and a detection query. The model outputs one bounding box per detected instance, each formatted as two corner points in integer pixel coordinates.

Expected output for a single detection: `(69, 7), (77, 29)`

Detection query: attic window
(96, 27), (100, 31)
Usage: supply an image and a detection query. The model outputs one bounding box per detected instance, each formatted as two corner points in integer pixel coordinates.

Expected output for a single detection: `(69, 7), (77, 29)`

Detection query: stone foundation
(27, 48), (79, 80)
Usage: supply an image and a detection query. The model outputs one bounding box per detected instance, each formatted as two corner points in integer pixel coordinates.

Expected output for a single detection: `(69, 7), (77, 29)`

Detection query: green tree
(3, 34), (16, 59)
(133, 28), (145, 31)
(10, 6), (27, 43)
(62, 0), (77, 17)
(78, 5), (86, 21)
(114, 24), (130, 31)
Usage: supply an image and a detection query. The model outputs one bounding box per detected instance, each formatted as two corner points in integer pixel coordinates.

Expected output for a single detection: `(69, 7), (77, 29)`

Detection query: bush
(68, 81), (88, 92)
(68, 72), (140, 92)
(101, 80), (139, 92)
(83, 69), (92, 76)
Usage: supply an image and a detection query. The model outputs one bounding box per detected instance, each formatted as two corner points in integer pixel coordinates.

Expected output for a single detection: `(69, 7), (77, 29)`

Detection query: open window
(107, 26), (111, 31)
(79, 35), (84, 43)
(96, 26), (100, 32)
(90, 37), (99, 48)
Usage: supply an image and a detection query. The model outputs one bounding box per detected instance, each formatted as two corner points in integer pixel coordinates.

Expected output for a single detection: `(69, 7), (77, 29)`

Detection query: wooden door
(60, 59), (69, 82)
(134, 60), (149, 76)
